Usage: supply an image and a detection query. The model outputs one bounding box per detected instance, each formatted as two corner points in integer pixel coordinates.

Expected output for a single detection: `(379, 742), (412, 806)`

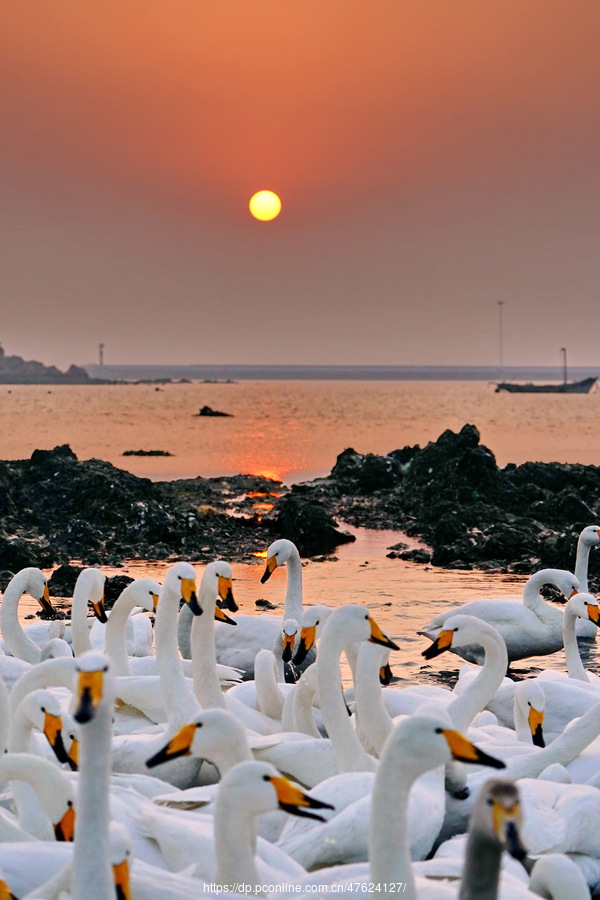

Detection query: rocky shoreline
(1, 424), (599, 592)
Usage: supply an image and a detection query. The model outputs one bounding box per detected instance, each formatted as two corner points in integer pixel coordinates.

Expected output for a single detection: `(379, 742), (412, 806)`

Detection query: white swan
(99, 578), (161, 675)
(212, 539), (307, 678)
(419, 568), (580, 663)
(0, 567), (56, 663)
(69, 568), (107, 657)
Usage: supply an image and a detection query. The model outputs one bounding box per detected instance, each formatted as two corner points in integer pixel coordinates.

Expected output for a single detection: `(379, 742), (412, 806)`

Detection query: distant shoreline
(84, 363), (600, 383)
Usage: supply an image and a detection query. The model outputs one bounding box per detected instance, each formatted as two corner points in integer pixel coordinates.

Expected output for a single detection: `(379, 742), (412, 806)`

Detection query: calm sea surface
(7, 381), (600, 685)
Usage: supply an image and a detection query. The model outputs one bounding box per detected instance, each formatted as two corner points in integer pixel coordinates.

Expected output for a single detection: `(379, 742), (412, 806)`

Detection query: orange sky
(1, 1), (600, 367)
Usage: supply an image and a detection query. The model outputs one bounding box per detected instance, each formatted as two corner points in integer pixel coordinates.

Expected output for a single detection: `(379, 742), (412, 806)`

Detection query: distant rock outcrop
(0, 344), (111, 384)
(195, 406), (233, 417)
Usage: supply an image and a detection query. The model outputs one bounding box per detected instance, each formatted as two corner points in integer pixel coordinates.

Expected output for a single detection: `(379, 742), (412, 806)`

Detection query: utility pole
(497, 302), (504, 372)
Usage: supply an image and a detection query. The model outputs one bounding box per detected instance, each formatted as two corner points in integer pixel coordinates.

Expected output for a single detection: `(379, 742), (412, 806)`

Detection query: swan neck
(9, 658), (76, 715)
(71, 583), (93, 657)
(254, 650), (284, 720)
(317, 632), (373, 772)
(72, 704), (113, 900)
(283, 556), (303, 620)
(214, 795), (262, 894)
(447, 631), (508, 732)
(104, 601), (136, 676)
(353, 646), (392, 757)
(154, 586), (199, 725)
(369, 762), (416, 898)
(563, 607), (589, 682)
(575, 541), (590, 592)
(191, 589), (226, 710)
(458, 829), (502, 900)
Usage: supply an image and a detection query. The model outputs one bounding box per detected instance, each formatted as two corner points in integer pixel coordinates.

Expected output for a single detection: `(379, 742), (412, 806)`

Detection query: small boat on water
(495, 376), (597, 394)
(495, 347), (597, 394)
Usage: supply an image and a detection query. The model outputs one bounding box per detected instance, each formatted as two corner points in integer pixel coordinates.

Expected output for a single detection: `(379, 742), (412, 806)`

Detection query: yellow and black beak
(214, 604), (237, 626)
(368, 617), (400, 651)
(152, 592), (159, 613)
(587, 603), (600, 626)
(281, 632), (296, 663)
(113, 858), (131, 900)
(181, 577), (202, 616)
(569, 589), (579, 599)
(38, 584), (56, 617)
(528, 706), (545, 748)
(54, 801), (76, 842)
(91, 593), (108, 624)
(43, 710), (70, 765)
(67, 735), (79, 771)
(146, 723), (196, 768)
(492, 800), (527, 860)
(218, 575), (238, 612)
(422, 628), (454, 660)
(293, 624), (317, 666)
(443, 729), (506, 770)
(74, 668), (104, 724)
(269, 775), (334, 822)
(260, 555), (278, 584)
(379, 663), (393, 686)
(0, 879), (19, 900)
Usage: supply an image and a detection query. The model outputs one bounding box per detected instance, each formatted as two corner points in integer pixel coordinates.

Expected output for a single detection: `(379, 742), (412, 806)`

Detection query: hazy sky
(2, 1), (599, 368)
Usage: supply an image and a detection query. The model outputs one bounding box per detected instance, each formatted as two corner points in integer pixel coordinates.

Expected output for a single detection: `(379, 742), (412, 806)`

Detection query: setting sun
(249, 190), (282, 221)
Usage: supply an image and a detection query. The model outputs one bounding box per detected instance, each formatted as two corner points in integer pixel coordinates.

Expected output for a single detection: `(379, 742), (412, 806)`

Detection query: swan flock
(0, 527), (598, 899)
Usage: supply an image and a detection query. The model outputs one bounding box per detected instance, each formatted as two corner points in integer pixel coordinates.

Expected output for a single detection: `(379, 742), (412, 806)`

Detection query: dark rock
(196, 406), (233, 417)
(48, 564), (84, 597)
(330, 448), (403, 492)
(274, 493), (355, 556)
(104, 575), (135, 606)
(255, 598), (277, 609)
(123, 450), (173, 457)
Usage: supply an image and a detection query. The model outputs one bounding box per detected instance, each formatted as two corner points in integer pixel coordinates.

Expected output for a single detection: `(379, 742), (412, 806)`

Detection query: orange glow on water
(252, 551), (268, 559)
(252, 502), (274, 512)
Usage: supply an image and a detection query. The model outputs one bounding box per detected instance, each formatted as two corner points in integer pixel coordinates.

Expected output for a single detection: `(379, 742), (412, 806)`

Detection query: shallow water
(7, 380), (600, 685)
(2, 380), (600, 483)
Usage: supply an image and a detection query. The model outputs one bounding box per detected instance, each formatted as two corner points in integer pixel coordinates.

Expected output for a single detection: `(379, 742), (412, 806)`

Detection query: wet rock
(105, 575), (135, 606)
(48, 564), (84, 597)
(196, 406), (232, 417)
(274, 492), (355, 556)
(330, 448), (403, 492)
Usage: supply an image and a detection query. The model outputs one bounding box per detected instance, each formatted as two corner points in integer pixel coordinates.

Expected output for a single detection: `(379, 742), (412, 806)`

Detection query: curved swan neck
(104, 601), (138, 677)
(0, 569), (42, 663)
(214, 793), (262, 893)
(9, 657), (76, 714)
(563, 606), (589, 682)
(447, 630), (508, 732)
(317, 630), (374, 773)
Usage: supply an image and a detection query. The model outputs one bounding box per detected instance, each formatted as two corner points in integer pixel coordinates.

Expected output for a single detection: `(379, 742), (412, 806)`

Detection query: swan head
(260, 539), (300, 583)
(162, 561), (200, 615)
(217, 761), (334, 821)
(72, 650), (115, 724)
(422, 613), (502, 660)
(514, 680), (546, 747)
(146, 708), (249, 770)
(293, 605), (334, 665)
(75, 567), (107, 623)
(527, 568), (580, 599)
(579, 524), (600, 548)
(281, 618), (299, 662)
(14, 566), (55, 616)
(20, 688), (70, 765)
(566, 591), (600, 627)
(469, 779), (527, 860)
(201, 560), (238, 616)
(117, 577), (161, 613)
(385, 714), (506, 775)
(320, 604), (400, 652)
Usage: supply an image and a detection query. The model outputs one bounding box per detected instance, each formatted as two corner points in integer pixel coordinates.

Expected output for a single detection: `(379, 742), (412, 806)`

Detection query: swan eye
(453, 627), (459, 632)
(41, 706), (46, 713)
(434, 727), (442, 734)
(487, 798), (494, 806)
(177, 575), (182, 581)
(103, 665), (108, 672)
(196, 722), (203, 728)
(67, 800), (73, 808)
(316, 620), (320, 625)
(262, 774), (271, 782)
